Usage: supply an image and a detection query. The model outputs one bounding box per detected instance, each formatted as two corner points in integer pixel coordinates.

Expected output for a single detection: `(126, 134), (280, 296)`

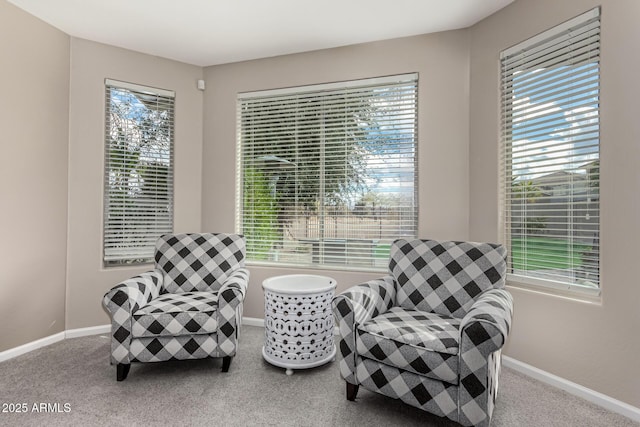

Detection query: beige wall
(0, 1), (70, 351)
(202, 31), (471, 319)
(4, 0), (638, 411)
(66, 38), (204, 328)
(469, 0), (640, 407)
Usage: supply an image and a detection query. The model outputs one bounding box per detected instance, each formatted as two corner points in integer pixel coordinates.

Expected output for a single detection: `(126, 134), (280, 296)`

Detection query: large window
(237, 74), (418, 269)
(500, 8), (600, 293)
(103, 80), (174, 265)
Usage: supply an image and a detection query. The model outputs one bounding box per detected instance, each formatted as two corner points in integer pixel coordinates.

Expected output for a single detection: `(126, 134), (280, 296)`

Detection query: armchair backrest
(390, 239), (506, 318)
(155, 233), (246, 293)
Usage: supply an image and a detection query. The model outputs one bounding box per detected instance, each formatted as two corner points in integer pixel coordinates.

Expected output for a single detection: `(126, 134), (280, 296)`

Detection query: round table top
(262, 274), (336, 294)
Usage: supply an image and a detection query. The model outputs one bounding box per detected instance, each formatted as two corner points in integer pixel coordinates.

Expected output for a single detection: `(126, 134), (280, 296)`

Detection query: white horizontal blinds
(104, 80), (175, 265)
(500, 8), (600, 290)
(238, 74), (418, 268)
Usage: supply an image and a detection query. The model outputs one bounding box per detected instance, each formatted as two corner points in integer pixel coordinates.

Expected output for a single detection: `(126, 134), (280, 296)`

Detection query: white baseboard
(65, 324), (110, 339)
(0, 331), (66, 363)
(503, 356), (640, 423)
(0, 325), (111, 363)
(242, 317), (265, 327)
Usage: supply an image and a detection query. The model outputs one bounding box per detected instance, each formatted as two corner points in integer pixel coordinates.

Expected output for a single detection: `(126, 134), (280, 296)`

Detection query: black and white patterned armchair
(332, 239), (513, 426)
(102, 233), (249, 381)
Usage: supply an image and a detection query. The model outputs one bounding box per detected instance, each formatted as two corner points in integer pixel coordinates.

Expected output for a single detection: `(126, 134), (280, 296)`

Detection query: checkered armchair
(102, 233), (249, 381)
(332, 239), (513, 426)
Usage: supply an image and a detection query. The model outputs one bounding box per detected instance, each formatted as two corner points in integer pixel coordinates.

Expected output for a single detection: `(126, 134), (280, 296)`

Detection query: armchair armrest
(218, 267), (250, 307)
(333, 275), (396, 326)
(332, 276), (396, 384)
(458, 288), (513, 427)
(102, 270), (163, 316)
(217, 267), (250, 356)
(102, 270), (163, 364)
(460, 288), (513, 354)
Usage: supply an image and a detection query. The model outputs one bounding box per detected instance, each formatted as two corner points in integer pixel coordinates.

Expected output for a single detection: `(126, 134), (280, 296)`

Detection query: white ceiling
(9, 0), (514, 66)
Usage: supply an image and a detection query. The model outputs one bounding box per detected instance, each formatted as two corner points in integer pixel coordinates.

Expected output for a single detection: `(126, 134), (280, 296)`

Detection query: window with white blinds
(500, 8), (600, 293)
(103, 79), (174, 265)
(237, 74), (418, 269)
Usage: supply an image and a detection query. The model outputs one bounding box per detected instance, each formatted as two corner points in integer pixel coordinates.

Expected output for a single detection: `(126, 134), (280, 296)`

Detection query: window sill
(506, 273), (601, 304)
(246, 260), (387, 275)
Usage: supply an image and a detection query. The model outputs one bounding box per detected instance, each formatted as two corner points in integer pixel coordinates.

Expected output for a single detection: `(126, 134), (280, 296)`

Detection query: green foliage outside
(243, 167), (279, 260)
(510, 178), (547, 235)
(511, 179), (543, 203)
(374, 242), (391, 259)
(242, 98), (372, 220)
(511, 237), (590, 270)
(522, 216), (546, 234)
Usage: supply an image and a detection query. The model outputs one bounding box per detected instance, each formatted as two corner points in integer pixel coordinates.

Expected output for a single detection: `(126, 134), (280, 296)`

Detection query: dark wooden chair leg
(221, 356), (232, 372)
(346, 382), (359, 401)
(117, 363), (131, 381)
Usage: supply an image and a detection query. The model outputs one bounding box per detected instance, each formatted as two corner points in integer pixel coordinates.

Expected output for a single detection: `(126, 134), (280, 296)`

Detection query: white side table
(262, 274), (337, 375)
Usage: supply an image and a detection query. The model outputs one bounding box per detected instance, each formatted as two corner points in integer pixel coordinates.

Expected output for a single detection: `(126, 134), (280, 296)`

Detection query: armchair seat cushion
(132, 292), (219, 338)
(356, 307), (460, 384)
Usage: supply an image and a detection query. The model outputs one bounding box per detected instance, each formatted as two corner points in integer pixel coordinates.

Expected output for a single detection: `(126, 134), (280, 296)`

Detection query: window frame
(102, 79), (175, 267)
(235, 74), (419, 271)
(499, 8), (601, 297)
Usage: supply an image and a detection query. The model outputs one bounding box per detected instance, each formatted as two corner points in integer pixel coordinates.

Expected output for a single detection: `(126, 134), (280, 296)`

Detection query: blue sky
(510, 63), (599, 181)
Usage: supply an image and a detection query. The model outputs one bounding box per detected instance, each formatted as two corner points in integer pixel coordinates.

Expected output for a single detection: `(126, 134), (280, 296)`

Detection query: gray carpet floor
(0, 326), (637, 427)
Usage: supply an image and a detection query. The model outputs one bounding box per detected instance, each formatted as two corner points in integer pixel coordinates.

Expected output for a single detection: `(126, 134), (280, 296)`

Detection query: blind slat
(103, 80), (175, 265)
(237, 75), (418, 269)
(500, 9), (600, 291)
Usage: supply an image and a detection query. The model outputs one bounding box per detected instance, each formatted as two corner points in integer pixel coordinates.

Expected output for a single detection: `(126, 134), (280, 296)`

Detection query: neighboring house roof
(530, 170), (591, 198)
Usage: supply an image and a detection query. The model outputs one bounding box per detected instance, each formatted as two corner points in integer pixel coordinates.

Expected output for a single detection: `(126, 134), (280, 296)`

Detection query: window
(103, 80), (174, 265)
(500, 8), (600, 293)
(237, 74), (418, 269)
